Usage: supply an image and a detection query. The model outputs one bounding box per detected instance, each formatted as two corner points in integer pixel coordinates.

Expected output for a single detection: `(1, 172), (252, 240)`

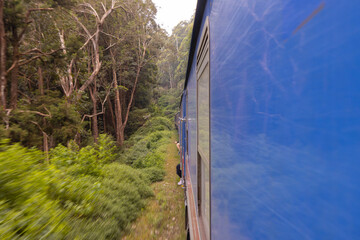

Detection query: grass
(122, 132), (186, 240)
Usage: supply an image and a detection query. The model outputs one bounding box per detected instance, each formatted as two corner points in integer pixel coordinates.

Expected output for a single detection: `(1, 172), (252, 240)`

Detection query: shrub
(0, 141), (69, 239)
(119, 115), (173, 184)
(0, 135), (155, 240)
(125, 108), (150, 138)
(141, 167), (166, 183)
(66, 164), (153, 240)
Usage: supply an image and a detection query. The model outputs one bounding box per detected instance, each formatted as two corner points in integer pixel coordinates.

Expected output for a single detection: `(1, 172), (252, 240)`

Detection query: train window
(197, 17), (210, 240)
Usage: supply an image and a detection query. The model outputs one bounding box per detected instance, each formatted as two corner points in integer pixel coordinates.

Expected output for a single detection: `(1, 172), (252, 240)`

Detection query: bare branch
(20, 48), (43, 56)
(81, 87), (111, 123)
(101, 2), (107, 13)
(70, 12), (97, 50)
(100, 31), (122, 40)
(79, 3), (100, 22)
(17, 107), (51, 118)
(43, 107), (52, 118)
(79, 32), (97, 50)
(6, 49), (61, 75)
(103, 43), (117, 51)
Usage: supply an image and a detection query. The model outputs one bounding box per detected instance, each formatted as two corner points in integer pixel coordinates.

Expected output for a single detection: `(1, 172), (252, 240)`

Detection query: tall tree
(0, 0), (5, 108)
(109, 0), (159, 145)
(4, 1), (55, 108)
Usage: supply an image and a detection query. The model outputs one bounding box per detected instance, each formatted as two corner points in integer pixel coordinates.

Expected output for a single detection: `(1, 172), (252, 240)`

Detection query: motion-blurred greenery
(0, 112), (173, 239)
(0, 2), (192, 238)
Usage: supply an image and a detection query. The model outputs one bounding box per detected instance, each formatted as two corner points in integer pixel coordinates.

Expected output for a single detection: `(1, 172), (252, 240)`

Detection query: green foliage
(0, 134), (157, 239)
(141, 167), (166, 183)
(0, 140), (69, 239)
(1, 0), (189, 238)
(66, 164), (153, 240)
(157, 19), (193, 90)
(119, 115), (174, 185)
(8, 92), (82, 149)
(157, 87), (183, 118)
(124, 116), (173, 148)
(51, 134), (117, 176)
(125, 108), (150, 138)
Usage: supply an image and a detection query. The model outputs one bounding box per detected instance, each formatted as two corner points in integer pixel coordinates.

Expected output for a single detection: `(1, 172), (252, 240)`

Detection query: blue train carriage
(179, 0), (360, 239)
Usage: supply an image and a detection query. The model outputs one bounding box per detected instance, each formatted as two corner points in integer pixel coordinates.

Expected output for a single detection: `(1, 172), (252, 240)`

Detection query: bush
(0, 84), (179, 239)
(120, 130), (171, 168)
(125, 108), (151, 138)
(66, 164), (153, 240)
(51, 134), (118, 176)
(0, 141), (69, 239)
(141, 167), (166, 183)
(124, 117), (173, 148)
(0, 135), (156, 240)
(117, 114), (174, 186)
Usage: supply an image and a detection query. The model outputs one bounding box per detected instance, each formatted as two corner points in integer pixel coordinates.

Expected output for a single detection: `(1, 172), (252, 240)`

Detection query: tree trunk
(110, 49), (124, 145)
(38, 66), (44, 95)
(107, 97), (116, 131)
(103, 112), (107, 133)
(121, 91), (126, 119)
(0, 0), (6, 108)
(43, 131), (49, 164)
(122, 66), (141, 131)
(114, 73), (123, 145)
(169, 65), (173, 89)
(10, 33), (19, 109)
(89, 83), (99, 143)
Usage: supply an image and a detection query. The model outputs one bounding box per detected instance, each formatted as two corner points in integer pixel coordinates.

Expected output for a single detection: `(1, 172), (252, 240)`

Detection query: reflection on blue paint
(185, 0), (360, 239)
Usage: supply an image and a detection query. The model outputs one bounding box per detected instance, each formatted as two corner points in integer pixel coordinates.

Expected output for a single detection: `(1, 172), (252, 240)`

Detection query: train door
(196, 18), (210, 240)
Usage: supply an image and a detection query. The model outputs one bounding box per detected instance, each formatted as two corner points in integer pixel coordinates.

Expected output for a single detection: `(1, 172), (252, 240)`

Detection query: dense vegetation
(0, 0), (193, 238)
(0, 0), (163, 148)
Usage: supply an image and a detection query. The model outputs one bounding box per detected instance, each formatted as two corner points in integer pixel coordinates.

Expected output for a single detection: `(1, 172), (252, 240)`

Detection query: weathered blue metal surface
(206, 0), (360, 239)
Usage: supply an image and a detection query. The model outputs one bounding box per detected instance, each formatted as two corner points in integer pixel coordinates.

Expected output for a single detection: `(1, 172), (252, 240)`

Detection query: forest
(0, 0), (193, 239)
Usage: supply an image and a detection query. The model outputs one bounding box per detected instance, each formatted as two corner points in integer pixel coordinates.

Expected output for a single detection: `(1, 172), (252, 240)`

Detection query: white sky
(152, 0), (197, 34)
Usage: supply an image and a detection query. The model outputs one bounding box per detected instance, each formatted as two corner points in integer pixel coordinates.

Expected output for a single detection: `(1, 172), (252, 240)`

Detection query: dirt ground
(122, 133), (186, 240)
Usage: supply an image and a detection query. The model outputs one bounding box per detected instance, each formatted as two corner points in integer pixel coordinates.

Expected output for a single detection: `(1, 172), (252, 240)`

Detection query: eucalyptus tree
(106, 0), (161, 145)
(0, 0), (5, 108)
(0, 0), (164, 148)
(157, 19), (193, 90)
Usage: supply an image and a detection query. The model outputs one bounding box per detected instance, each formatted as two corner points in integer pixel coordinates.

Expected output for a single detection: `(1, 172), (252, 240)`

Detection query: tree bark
(43, 131), (49, 164)
(110, 48), (124, 145)
(114, 68), (123, 145)
(103, 112), (107, 133)
(89, 83), (99, 142)
(10, 30), (19, 108)
(38, 66), (44, 95)
(0, 0), (6, 108)
(121, 65), (141, 133)
(107, 97), (116, 131)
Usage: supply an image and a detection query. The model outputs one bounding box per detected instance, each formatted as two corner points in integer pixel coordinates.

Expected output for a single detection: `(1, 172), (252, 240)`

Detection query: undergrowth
(0, 113), (174, 239)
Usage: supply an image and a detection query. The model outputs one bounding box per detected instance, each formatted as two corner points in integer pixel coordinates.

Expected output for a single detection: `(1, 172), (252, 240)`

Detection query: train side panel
(209, 0), (360, 239)
(185, 1), (213, 239)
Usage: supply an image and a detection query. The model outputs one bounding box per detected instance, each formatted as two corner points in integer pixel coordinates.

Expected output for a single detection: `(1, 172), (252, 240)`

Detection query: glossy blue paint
(185, 0), (213, 219)
(184, 0), (360, 239)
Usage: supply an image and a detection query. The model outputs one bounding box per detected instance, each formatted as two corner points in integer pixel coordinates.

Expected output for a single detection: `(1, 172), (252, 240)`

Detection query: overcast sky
(152, 0), (197, 34)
